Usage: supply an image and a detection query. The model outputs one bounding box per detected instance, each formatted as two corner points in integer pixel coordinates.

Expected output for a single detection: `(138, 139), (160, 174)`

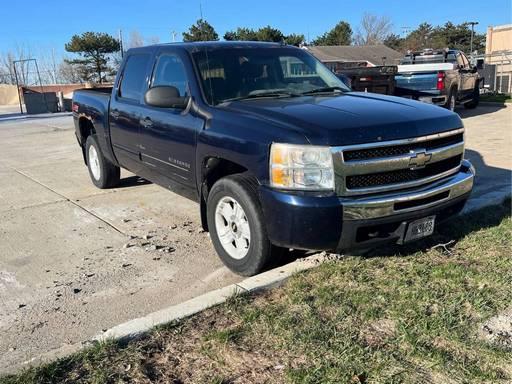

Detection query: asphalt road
(0, 103), (510, 373)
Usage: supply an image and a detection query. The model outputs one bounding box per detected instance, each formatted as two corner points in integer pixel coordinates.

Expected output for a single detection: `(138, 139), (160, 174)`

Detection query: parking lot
(0, 103), (511, 373)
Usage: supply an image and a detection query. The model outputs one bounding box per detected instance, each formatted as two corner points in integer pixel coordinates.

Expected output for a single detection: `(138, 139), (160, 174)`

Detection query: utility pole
(467, 21), (479, 56)
(51, 48), (57, 84)
(118, 29), (124, 58)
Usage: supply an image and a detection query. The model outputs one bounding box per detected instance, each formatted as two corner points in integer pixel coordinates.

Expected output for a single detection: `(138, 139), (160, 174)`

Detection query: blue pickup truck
(72, 42), (475, 276)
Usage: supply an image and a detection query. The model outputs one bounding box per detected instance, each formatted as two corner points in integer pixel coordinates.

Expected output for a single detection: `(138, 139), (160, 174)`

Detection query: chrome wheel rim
(88, 145), (101, 181)
(449, 96), (455, 111)
(214, 196), (250, 260)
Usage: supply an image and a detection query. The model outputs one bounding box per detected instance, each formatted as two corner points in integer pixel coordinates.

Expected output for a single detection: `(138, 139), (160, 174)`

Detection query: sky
(0, 0), (510, 60)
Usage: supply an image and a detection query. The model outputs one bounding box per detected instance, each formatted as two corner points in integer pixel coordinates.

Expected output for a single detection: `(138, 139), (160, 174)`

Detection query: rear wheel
(207, 174), (275, 276)
(464, 84), (480, 109)
(85, 135), (120, 189)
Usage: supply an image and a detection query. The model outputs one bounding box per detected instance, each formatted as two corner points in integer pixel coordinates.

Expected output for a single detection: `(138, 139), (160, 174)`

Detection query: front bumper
(259, 160), (475, 252)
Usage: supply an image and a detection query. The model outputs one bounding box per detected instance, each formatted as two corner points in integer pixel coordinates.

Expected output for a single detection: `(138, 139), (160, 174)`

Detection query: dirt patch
(359, 319), (397, 348)
(480, 308), (512, 351)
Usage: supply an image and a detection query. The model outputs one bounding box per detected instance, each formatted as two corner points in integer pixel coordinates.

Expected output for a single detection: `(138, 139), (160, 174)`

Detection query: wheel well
(199, 157), (250, 232)
(79, 118), (95, 164)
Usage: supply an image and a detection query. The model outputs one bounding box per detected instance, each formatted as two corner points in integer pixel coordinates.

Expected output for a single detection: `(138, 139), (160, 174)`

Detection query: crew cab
(395, 49), (481, 111)
(72, 42), (475, 276)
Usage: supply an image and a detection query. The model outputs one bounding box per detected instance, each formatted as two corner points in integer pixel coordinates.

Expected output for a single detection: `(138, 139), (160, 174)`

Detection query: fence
(474, 51), (512, 94)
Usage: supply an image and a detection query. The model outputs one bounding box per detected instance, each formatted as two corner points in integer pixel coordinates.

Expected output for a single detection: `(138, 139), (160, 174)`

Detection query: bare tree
(0, 44), (34, 85)
(0, 52), (16, 84)
(36, 48), (61, 84)
(58, 60), (84, 84)
(354, 13), (393, 45)
(128, 30), (145, 48)
(127, 30), (160, 49)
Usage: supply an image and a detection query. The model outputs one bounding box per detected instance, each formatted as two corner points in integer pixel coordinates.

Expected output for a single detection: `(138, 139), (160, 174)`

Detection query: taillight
(436, 72), (445, 91)
(72, 103), (79, 113)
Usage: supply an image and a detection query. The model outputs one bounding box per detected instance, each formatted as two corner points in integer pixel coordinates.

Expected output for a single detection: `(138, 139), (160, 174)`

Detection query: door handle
(140, 117), (153, 128)
(111, 110), (120, 119)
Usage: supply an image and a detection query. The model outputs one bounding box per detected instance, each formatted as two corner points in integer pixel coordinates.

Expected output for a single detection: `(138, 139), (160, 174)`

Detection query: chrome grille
(343, 133), (464, 161)
(332, 128), (465, 196)
(346, 155), (462, 189)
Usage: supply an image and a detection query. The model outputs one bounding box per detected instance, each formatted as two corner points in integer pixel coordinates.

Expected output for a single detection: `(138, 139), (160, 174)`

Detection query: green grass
(480, 93), (512, 104)
(2, 200), (511, 384)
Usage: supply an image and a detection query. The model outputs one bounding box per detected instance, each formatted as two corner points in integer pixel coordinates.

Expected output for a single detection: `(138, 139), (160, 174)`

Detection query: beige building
(485, 24), (512, 94)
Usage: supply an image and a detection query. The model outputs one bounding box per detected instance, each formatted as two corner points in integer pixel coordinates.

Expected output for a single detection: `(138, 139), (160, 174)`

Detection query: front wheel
(207, 174), (275, 276)
(85, 135), (120, 189)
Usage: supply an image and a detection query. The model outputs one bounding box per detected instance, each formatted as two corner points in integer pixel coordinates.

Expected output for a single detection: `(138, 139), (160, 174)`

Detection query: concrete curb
(95, 253), (327, 342)
(0, 112), (73, 123)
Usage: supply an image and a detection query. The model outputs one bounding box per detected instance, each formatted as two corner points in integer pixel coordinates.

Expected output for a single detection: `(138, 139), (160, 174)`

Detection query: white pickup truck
(395, 49), (480, 111)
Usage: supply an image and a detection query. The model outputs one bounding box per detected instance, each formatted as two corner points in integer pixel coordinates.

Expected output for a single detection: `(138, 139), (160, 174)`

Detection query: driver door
(138, 49), (203, 190)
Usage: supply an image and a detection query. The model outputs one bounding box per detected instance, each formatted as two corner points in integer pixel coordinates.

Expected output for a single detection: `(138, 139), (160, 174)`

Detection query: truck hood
(220, 92), (463, 146)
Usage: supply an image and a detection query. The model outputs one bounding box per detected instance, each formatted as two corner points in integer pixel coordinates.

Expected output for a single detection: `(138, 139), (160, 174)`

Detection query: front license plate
(404, 216), (435, 242)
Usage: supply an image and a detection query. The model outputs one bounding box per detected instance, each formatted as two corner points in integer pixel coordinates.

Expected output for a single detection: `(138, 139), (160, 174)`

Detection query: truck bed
(397, 62), (456, 74)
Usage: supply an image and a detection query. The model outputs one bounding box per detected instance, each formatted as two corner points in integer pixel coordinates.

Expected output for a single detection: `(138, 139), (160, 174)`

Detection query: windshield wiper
(301, 86), (346, 95)
(221, 91), (301, 103)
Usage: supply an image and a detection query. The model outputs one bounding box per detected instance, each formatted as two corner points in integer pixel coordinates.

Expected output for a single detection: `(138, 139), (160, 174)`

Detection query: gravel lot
(0, 103), (510, 373)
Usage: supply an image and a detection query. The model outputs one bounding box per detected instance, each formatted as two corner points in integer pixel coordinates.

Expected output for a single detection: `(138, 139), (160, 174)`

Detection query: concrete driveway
(0, 103), (511, 373)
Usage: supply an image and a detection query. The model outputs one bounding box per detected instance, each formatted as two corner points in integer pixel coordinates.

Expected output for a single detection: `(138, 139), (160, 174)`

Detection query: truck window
(192, 47), (347, 105)
(119, 54), (151, 101)
(461, 53), (470, 69)
(151, 54), (189, 97)
(456, 54), (465, 69)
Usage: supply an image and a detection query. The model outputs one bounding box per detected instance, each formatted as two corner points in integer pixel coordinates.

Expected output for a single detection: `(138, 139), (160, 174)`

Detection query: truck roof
(126, 41), (288, 54)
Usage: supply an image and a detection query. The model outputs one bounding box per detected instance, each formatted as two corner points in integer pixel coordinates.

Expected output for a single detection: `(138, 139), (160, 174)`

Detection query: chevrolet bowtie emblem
(409, 150), (432, 169)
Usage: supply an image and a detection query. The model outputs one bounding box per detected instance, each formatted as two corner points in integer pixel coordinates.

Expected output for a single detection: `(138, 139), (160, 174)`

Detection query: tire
(444, 87), (456, 111)
(464, 84), (480, 109)
(85, 135), (120, 189)
(207, 174), (274, 276)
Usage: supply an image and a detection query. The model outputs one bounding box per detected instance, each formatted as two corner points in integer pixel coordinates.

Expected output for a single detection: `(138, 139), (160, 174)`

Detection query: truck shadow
(116, 175), (152, 188)
(465, 148), (511, 196)
(362, 197), (510, 259)
(457, 103), (507, 118)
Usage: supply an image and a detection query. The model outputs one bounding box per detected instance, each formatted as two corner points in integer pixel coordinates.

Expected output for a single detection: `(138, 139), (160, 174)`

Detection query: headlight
(270, 143), (334, 190)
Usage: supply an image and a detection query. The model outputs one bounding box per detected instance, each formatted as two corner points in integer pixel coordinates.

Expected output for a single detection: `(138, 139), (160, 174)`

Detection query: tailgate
(395, 72), (438, 92)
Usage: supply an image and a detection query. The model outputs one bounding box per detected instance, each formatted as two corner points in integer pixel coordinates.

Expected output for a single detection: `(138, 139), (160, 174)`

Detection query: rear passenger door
(460, 53), (477, 96)
(109, 52), (153, 173)
(138, 49), (203, 190)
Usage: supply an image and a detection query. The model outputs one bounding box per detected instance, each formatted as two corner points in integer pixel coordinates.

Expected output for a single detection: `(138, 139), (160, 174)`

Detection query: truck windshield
(191, 47), (349, 105)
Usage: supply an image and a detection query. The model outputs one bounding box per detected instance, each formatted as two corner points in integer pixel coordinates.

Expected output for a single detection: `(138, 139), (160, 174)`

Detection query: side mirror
(471, 66), (478, 74)
(144, 86), (188, 109)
